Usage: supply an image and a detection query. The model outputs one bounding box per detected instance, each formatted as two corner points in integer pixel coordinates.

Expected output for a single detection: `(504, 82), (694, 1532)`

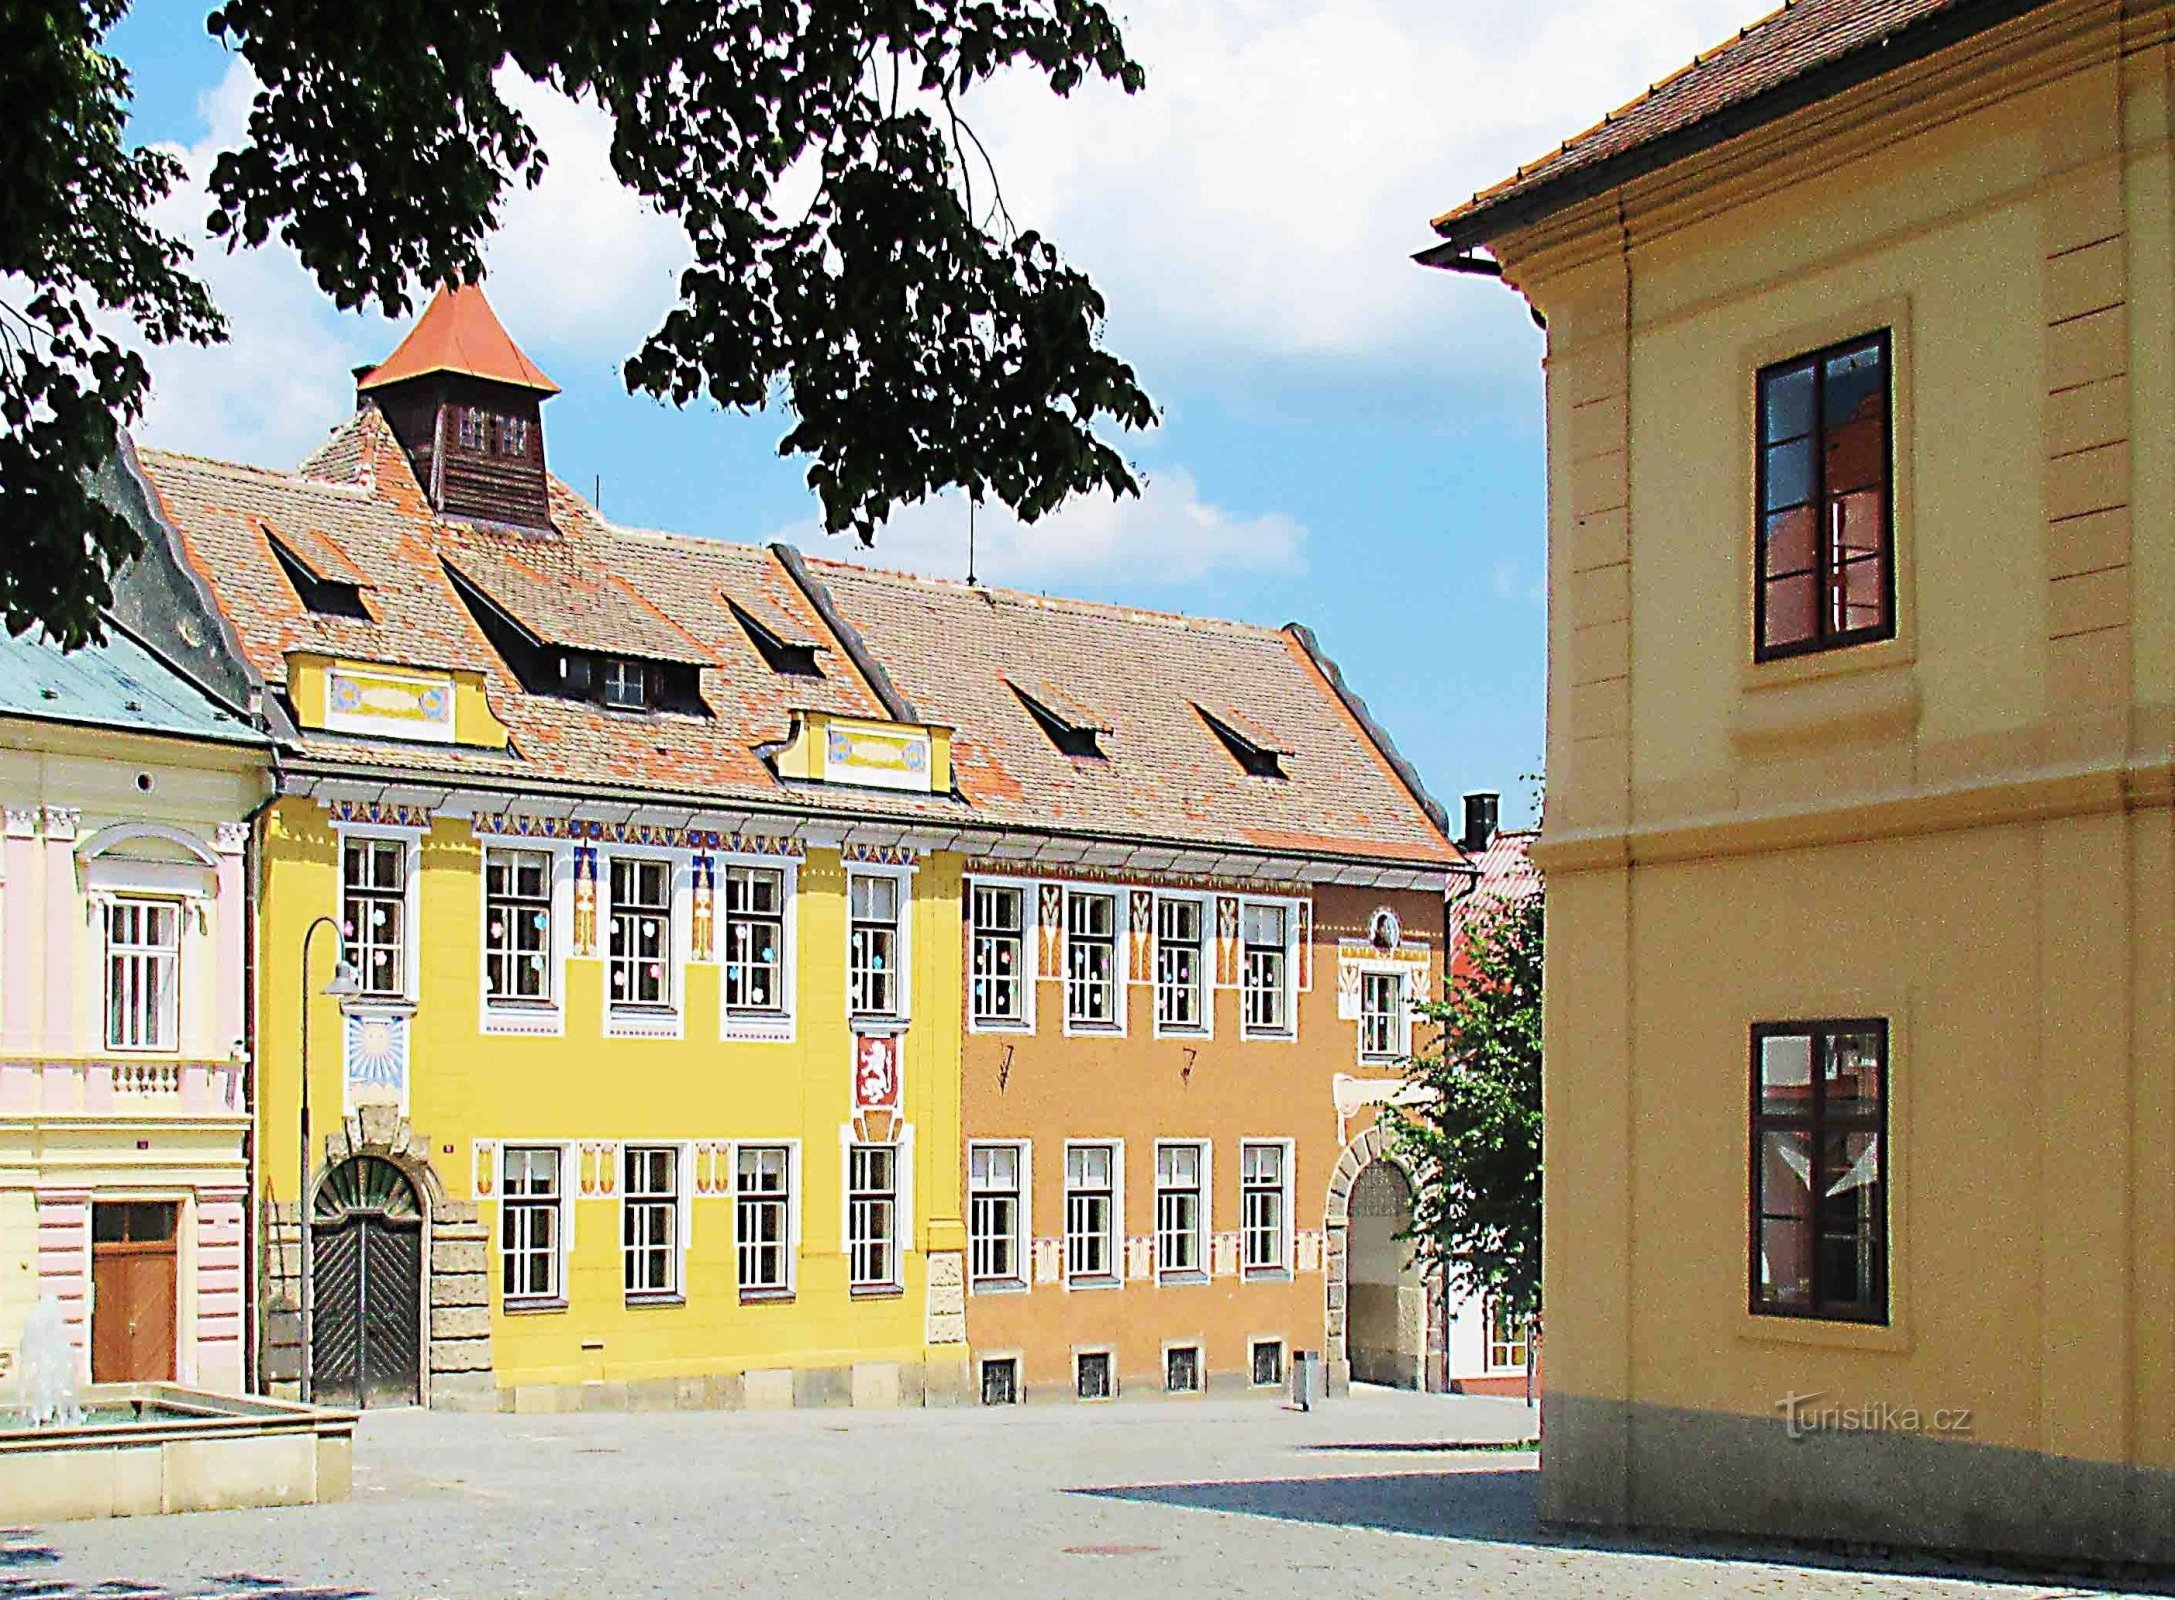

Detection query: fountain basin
(0, 1383), (355, 1521)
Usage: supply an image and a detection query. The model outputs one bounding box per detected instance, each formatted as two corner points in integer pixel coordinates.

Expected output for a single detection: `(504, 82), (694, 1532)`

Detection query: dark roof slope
(1426, 0), (2056, 254)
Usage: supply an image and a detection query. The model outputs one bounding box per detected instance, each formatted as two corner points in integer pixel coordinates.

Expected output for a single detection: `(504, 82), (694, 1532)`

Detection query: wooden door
(91, 1202), (179, 1383)
(312, 1158), (424, 1407)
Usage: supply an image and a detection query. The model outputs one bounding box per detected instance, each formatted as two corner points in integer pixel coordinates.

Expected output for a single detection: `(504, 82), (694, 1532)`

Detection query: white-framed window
(1065, 1142), (1119, 1284)
(1154, 895), (1208, 1036)
(623, 1145), (681, 1301)
(501, 1145), (564, 1306)
(848, 1144), (899, 1290)
(602, 656), (651, 711)
(1240, 1142), (1290, 1276)
(609, 856), (674, 1010)
(848, 871), (905, 1019)
(736, 1144), (792, 1295)
(342, 836), (408, 998)
(968, 1142), (1028, 1288)
(104, 899), (180, 1051)
(484, 848), (553, 1004)
(969, 882), (1028, 1029)
(1240, 901), (1293, 1038)
(1359, 969), (1409, 1062)
(1250, 1339), (1286, 1388)
(722, 864), (787, 1016)
(1487, 1298), (1532, 1371)
(1155, 1142), (1208, 1280)
(1064, 890), (1120, 1031)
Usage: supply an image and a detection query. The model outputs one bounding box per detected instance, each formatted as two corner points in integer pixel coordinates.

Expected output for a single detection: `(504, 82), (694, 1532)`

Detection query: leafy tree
(1393, 888), (1543, 1324)
(1, 0), (1156, 647)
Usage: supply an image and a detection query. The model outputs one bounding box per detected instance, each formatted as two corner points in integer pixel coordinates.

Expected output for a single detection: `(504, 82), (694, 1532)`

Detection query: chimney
(350, 364), (376, 408)
(1461, 791), (1500, 854)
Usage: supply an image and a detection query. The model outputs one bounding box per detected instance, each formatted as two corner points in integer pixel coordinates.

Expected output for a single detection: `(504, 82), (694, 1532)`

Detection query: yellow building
(114, 287), (974, 1411)
(1425, 0), (2174, 1563)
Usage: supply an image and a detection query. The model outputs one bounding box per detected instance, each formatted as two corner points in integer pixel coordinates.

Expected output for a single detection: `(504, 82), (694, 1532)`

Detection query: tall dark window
(1756, 332), (1893, 659)
(1750, 1020), (1888, 1322)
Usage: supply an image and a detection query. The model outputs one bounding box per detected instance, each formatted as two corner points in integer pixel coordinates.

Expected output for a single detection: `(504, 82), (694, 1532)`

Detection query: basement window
(1010, 679), (1107, 759)
(1197, 704), (1287, 778)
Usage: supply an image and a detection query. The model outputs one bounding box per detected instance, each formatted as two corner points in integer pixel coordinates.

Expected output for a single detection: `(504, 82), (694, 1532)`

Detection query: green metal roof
(0, 624), (265, 746)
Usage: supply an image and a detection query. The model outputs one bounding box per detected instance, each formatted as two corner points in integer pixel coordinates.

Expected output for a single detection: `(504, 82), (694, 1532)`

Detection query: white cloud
(776, 466), (1305, 589)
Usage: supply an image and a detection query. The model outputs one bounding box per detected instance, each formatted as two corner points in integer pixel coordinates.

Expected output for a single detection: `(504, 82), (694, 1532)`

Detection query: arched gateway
(1323, 1123), (1444, 1393)
(311, 1155), (426, 1407)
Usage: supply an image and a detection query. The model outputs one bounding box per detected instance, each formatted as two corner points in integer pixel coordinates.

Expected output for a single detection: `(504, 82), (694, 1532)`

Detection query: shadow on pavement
(1069, 1469), (2174, 1596)
(0, 1536), (366, 1600)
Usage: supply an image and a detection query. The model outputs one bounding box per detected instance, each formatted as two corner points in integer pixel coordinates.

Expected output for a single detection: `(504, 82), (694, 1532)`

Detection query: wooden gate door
(91, 1202), (179, 1383)
(312, 1158), (424, 1408)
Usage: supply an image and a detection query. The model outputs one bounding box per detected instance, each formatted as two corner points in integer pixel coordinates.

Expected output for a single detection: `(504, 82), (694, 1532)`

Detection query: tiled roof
(358, 284), (559, 395)
(132, 409), (1456, 867)
(1449, 828), (1540, 976)
(0, 624), (263, 746)
(806, 562), (1457, 864)
(1429, 0), (2048, 251)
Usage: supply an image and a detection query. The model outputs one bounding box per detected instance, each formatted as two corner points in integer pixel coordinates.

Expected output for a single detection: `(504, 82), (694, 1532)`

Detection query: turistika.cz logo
(1775, 1390), (1975, 1441)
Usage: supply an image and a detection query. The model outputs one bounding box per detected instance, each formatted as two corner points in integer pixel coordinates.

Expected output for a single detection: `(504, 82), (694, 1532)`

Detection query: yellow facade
(1475, 0), (2175, 1561)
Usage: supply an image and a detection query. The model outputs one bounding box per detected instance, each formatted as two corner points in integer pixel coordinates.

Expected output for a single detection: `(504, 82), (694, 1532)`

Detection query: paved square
(6, 1391), (2139, 1598)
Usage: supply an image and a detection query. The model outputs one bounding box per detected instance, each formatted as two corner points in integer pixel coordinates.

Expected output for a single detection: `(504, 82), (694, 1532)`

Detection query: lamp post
(298, 915), (360, 1404)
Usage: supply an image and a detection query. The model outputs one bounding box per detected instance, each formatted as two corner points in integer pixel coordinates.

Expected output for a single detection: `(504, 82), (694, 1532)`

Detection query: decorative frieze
(842, 842), (920, 866)
(323, 798), (433, 831)
(966, 859), (1308, 898)
(472, 813), (805, 856)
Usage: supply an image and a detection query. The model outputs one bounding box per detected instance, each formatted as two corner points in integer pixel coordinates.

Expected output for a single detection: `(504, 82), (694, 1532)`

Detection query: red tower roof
(358, 283), (560, 396)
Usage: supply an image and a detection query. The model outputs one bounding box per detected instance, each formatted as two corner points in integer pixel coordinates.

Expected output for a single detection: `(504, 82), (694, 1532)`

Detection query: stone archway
(1323, 1123), (1444, 1395)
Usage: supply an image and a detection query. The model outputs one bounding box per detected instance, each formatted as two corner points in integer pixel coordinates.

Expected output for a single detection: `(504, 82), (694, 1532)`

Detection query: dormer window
(1009, 679), (1107, 759)
(726, 597), (826, 678)
(602, 657), (651, 711)
(456, 408), (530, 457)
(261, 520), (371, 621)
(1197, 704), (1288, 779)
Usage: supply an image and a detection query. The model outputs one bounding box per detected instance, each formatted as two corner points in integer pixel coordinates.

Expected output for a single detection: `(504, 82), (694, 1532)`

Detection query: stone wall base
(1541, 1391), (2175, 1570)
(496, 1358), (974, 1415)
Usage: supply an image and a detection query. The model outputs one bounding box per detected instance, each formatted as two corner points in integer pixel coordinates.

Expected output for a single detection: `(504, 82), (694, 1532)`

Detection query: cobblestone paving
(7, 1390), (2151, 1599)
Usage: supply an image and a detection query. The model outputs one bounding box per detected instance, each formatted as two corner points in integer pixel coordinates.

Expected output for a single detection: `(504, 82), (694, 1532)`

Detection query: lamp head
(323, 961), (363, 999)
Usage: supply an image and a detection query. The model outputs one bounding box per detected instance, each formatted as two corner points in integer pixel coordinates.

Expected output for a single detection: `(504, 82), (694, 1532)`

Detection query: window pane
(1837, 554), (1886, 634)
(1760, 362), (1816, 445)
(1757, 1129), (1813, 1220)
(1824, 415), (1885, 496)
(1823, 341), (1886, 428)
(1758, 1216), (1815, 1308)
(1761, 573), (1817, 651)
(1824, 1030), (1884, 1116)
(1761, 437), (1815, 513)
(1761, 506), (1817, 580)
(1758, 1034), (1814, 1115)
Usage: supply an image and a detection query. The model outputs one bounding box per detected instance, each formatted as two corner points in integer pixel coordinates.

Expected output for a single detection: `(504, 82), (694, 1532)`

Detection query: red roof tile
(358, 284), (560, 396)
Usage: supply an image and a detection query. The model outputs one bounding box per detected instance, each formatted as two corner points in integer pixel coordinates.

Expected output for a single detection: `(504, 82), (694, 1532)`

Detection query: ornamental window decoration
(104, 899), (179, 1051)
(722, 865), (786, 1015)
(609, 857), (673, 1009)
(736, 1144), (791, 1294)
(848, 873), (902, 1018)
(501, 1145), (563, 1304)
(968, 1143), (1023, 1285)
(847, 1144), (899, 1290)
(623, 1146), (680, 1300)
(1155, 897), (1206, 1033)
(1359, 970), (1406, 1062)
(1240, 903), (1291, 1036)
(342, 837), (407, 998)
(1065, 891), (1118, 1028)
(969, 884), (1025, 1026)
(1240, 1142), (1287, 1273)
(1064, 1144), (1116, 1283)
(484, 848), (553, 1003)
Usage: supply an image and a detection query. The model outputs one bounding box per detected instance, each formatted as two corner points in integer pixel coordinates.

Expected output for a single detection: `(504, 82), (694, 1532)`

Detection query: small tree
(1393, 889), (1543, 1333)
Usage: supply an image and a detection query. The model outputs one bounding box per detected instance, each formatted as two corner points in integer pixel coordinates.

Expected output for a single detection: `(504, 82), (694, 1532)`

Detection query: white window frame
(602, 656), (651, 711)
(845, 1142), (901, 1291)
(734, 1140), (799, 1298)
(846, 866), (913, 1022)
(1486, 1297), (1532, 1373)
(1239, 1138), (1295, 1279)
(1239, 897), (1299, 1041)
(1063, 1139), (1123, 1289)
(967, 876), (1036, 1034)
(1062, 887), (1124, 1036)
(103, 897), (181, 1053)
(479, 843), (570, 1035)
(719, 854), (798, 1042)
(1357, 967), (1412, 1064)
(1154, 1139), (1211, 1283)
(621, 1143), (687, 1303)
(603, 849), (688, 1037)
(1152, 892), (1212, 1039)
(968, 1140), (1031, 1291)
(500, 1143), (570, 1309)
(337, 827), (421, 1001)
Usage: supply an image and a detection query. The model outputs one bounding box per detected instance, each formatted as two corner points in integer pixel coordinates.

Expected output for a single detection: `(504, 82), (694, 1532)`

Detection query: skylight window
(262, 522), (371, 620)
(726, 597), (825, 678)
(1197, 704), (1289, 779)
(1009, 679), (1107, 759)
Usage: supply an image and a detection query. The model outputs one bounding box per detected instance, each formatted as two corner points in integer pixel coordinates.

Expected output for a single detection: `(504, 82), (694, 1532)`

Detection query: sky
(105, 0), (1756, 833)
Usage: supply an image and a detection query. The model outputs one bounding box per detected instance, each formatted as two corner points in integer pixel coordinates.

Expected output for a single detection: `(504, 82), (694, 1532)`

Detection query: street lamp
(298, 914), (360, 1404)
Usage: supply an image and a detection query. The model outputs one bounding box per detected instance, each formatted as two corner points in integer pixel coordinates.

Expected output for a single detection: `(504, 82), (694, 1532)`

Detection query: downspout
(238, 774), (276, 1394)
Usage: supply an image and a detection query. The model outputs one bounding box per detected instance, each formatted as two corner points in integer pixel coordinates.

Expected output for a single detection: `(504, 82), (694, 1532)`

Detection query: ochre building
(1426, 0), (2175, 1564)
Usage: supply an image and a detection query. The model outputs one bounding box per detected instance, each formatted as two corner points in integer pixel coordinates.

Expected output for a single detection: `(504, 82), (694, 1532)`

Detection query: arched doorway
(312, 1156), (424, 1407)
(1346, 1160), (1426, 1388)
